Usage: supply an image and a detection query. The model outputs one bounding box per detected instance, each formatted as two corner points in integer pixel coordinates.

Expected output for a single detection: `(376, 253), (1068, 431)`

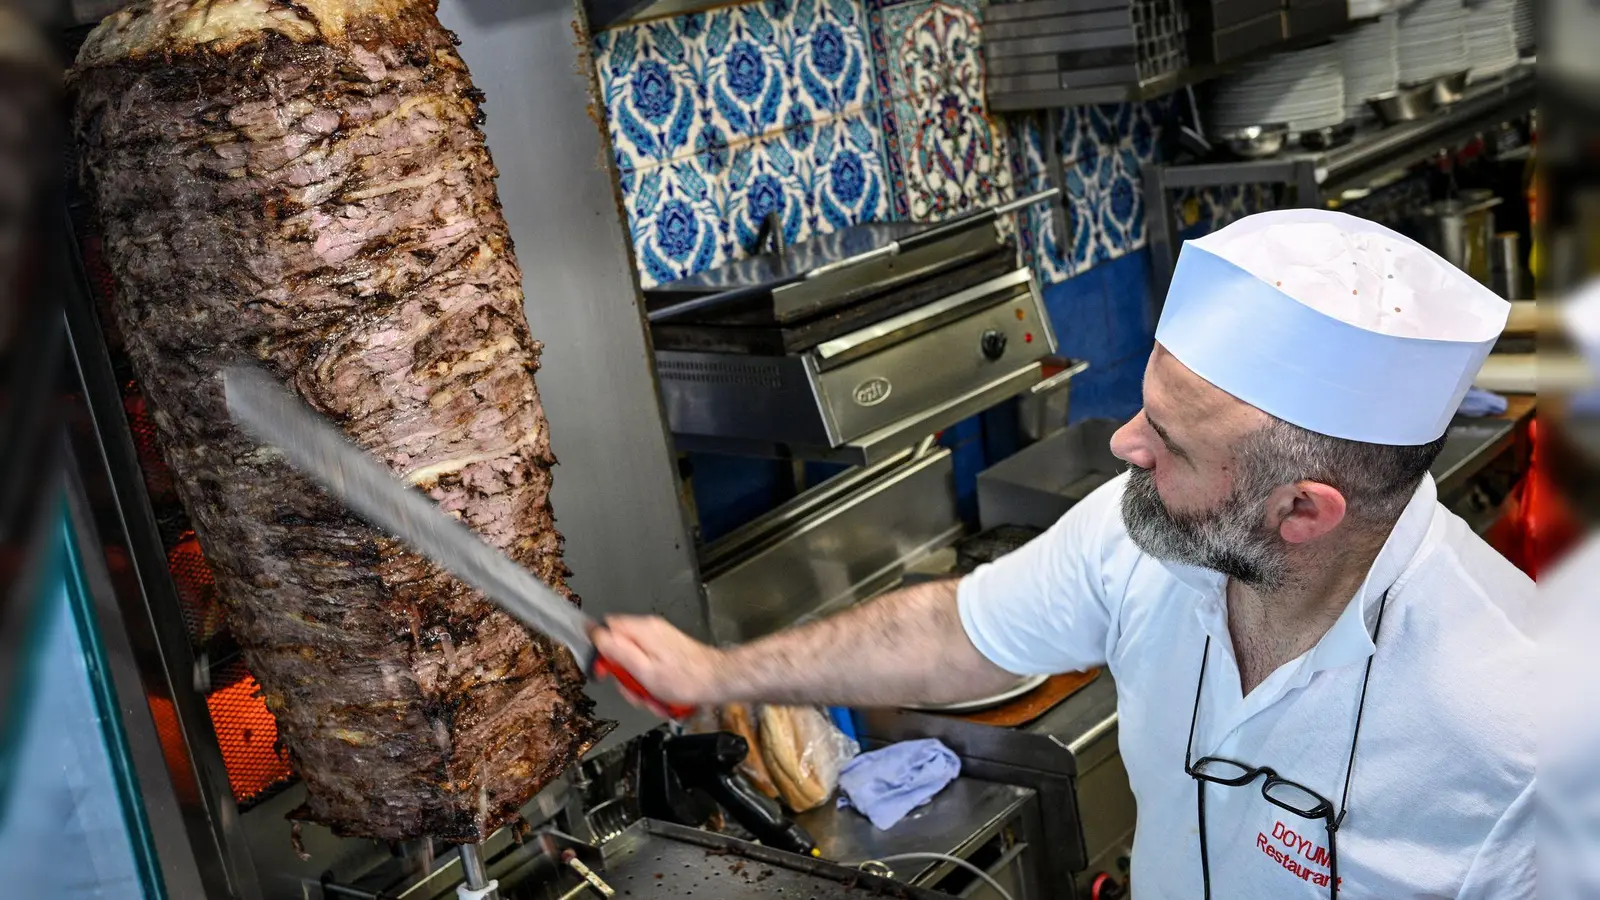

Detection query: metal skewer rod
(992, 185), (1063, 216)
(455, 844), (499, 900)
(803, 187), (1061, 280)
(459, 844), (489, 887)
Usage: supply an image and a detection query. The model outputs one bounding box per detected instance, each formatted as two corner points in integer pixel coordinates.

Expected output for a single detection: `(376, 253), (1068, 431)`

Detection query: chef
(594, 209), (1535, 897)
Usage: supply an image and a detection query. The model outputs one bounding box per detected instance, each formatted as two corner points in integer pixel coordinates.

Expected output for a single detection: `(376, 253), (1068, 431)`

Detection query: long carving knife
(221, 364), (694, 720)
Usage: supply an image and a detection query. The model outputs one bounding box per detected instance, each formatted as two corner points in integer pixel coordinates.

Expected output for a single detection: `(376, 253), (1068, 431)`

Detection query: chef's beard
(1120, 465), (1291, 590)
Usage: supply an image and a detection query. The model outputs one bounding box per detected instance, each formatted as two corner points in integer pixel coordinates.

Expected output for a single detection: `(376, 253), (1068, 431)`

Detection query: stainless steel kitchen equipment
(1430, 69), (1472, 105)
(797, 777), (1048, 899)
(1434, 407), (1534, 536)
(1492, 230), (1524, 299)
(824, 523), (1136, 900)
(308, 819), (964, 900)
(1417, 191), (1502, 285)
(1368, 82), (1438, 124)
(858, 670), (1134, 899)
(698, 441), (964, 643)
(1018, 358), (1092, 443)
(982, 0), (1193, 110)
(1217, 124), (1291, 159)
(977, 419), (1127, 531)
(1147, 69), (1534, 300)
(648, 219), (1060, 466)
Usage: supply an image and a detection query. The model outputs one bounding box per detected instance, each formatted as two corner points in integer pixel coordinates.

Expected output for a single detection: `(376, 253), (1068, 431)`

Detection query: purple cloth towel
(837, 739), (961, 830)
(1457, 386), (1508, 417)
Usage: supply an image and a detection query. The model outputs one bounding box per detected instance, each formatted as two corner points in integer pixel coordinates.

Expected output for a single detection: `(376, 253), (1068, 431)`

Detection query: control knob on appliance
(980, 329), (1008, 361)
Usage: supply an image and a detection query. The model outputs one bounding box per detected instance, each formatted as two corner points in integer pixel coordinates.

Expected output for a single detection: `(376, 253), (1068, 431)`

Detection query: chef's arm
(590, 578), (1023, 708)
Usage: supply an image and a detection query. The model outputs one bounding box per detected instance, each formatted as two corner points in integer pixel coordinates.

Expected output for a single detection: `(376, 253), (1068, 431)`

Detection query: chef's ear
(1270, 481), (1347, 544)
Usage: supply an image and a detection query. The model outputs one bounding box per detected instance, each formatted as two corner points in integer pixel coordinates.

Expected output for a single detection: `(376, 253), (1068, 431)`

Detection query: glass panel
(0, 516), (159, 898)
(1264, 779), (1329, 816)
(1193, 757), (1254, 782)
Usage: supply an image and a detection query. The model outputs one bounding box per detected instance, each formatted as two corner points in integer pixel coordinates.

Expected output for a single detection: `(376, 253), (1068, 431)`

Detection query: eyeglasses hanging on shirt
(1184, 589), (1392, 900)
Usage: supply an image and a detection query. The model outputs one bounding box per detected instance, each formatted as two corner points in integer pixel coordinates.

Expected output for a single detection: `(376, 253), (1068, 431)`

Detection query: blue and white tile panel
(594, 0), (1265, 290)
(867, 0), (1016, 223)
(594, 0), (891, 288)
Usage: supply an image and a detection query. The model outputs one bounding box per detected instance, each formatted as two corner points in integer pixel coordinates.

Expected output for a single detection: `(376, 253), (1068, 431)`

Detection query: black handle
(704, 771), (818, 856)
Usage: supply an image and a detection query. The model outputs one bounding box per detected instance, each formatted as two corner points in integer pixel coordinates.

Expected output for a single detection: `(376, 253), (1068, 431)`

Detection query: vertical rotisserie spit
(69, 0), (608, 841)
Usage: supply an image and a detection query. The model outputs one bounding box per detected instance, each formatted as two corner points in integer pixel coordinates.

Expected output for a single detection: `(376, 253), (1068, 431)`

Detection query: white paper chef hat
(1155, 209), (1510, 445)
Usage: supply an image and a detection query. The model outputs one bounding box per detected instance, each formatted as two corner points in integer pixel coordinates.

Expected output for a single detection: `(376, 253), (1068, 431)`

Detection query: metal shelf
(1144, 68), (1536, 299)
(987, 62), (1225, 112)
(984, 23), (1368, 112)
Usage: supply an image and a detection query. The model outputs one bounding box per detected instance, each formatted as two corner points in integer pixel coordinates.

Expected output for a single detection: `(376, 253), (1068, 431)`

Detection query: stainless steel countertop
(1434, 415), (1518, 498)
(797, 777), (1035, 884)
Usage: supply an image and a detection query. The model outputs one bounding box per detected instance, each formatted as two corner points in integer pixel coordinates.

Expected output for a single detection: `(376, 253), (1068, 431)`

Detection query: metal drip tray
(571, 820), (953, 899)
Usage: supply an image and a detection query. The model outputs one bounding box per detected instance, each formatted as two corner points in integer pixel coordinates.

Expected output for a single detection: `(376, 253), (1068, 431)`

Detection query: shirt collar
(1307, 472), (1437, 671)
(1166, 473), (1440, 669)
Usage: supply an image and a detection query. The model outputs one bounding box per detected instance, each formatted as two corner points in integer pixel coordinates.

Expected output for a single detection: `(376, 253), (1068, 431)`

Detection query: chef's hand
(589, 615), (729, 710)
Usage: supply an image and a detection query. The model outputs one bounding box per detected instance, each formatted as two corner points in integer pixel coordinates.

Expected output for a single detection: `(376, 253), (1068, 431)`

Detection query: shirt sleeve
(956, 472), (1125, 676)
(1458, 779), (1534, 899)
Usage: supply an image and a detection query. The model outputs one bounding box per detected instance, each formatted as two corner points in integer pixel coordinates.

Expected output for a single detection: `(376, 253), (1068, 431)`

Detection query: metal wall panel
(438, 0), (706, 745)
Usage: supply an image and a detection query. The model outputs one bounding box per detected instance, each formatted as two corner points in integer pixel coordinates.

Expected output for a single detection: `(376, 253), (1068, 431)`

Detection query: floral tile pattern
(1005, 95), (1197, 283)
(595, 0), (1263, 291)
(866, 0), (1015, 222)
(595, 0), (890, 287)
(1006, 113), (1068, 283)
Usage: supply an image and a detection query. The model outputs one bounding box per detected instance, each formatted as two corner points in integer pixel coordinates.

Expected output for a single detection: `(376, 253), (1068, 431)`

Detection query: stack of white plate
(1466, 0), (1520, 81)
(1397, 0), (1470, 85)
(1338, 15), (1400, 118)
(1512, 0), (1535, 53)
(1210, 43), (1347, 135)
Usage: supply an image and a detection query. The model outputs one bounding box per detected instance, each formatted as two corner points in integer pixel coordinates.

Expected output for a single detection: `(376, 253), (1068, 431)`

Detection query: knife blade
(221, 364), (694, 720)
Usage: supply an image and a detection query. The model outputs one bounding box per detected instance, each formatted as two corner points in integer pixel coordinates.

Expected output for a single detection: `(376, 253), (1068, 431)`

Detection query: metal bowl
(1431, 70), (1471, 105)
(1216, 125), (1290, 159)
(1368, 83), (1436, 125)
(1299, 122), (1356, 152)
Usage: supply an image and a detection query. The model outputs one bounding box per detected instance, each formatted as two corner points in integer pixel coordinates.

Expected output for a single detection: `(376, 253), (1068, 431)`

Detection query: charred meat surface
(70, 0), (608, 840)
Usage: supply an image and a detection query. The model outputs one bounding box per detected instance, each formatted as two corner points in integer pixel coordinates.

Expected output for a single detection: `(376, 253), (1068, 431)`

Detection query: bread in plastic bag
(755, 704), (859, 813)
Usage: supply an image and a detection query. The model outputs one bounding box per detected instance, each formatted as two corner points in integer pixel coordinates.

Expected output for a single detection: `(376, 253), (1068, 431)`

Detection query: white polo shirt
(958, 472), (1535, 898)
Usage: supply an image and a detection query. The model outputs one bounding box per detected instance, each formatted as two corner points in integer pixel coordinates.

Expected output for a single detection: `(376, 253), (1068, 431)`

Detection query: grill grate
(206, 661), (295, 810)
(166, 531), (227, 649)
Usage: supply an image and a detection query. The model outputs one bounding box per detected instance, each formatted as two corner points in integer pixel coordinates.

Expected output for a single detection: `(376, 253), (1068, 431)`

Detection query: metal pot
(1215, 125), (1290, 159)
(1418, 192), (1502, 286)
(1492, 231), (1524, 300)
(1431, 70), (1471, 106)
(1368, 82), (1436, 124)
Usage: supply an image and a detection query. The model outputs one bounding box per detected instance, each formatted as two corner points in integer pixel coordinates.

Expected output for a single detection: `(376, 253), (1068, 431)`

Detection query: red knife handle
(592, 655), (697, 721)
